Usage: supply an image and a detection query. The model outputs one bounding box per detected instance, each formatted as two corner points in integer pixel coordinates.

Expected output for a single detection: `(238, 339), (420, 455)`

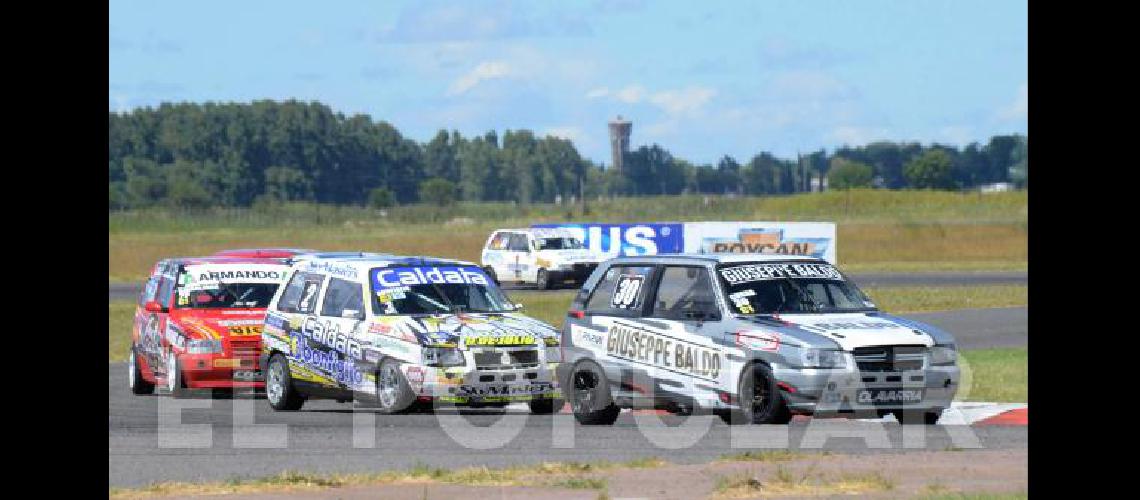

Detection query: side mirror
(513, 303), (524, 311)
(144, 300), (167, 313)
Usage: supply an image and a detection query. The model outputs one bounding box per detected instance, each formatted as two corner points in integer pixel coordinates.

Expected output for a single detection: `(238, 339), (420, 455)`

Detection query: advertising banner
(532, 221), (836, 263)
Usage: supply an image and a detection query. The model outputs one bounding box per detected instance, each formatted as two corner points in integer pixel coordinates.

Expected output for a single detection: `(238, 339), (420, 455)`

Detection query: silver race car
(557, 254), (960, 425)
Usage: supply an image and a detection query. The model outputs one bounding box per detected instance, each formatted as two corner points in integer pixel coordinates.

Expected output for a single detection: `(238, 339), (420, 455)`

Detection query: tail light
(567, 310), (585, 319)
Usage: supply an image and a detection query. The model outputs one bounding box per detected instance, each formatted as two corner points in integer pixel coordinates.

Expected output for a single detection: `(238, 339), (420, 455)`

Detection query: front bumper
(410, 362), (562, 404)
(773, 363), (959, 413)
(178, 352), (264, 389)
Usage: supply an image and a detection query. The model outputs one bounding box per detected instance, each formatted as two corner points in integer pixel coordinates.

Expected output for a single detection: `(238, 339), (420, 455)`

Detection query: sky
(109, 0), (1028, 165)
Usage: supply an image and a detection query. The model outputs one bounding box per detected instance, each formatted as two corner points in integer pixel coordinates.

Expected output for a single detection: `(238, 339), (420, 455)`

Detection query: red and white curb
(545, 401), (1027, 426)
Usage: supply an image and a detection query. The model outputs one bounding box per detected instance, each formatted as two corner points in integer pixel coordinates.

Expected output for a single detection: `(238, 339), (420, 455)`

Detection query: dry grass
(713, 465), (895, 498)
(109, 458), (667, 499)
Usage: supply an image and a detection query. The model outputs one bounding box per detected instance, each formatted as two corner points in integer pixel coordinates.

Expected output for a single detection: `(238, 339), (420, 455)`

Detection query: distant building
(978, 182), (1015, 193)
(608, 115), (632, 172)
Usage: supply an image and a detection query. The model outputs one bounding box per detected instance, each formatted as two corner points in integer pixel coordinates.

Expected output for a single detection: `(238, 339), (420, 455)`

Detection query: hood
(401, 313), (559, 348)
(169, 309), (267, 341)
(774, 313), (937, 351)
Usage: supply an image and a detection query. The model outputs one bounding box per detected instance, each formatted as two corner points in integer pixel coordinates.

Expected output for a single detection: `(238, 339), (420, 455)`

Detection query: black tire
(893, 409), (941, 425)
(568, 362), (620, 425)
(165, 350), (191, 399)
(529, 397), (563, 415)
(720, 363), (792, 425)
(266, 354), (305, 411)
(535, 268), (551, 290)
(370, 358), (416, 414)
(128, 345), (155, 395)
(483, 266), (499, 286)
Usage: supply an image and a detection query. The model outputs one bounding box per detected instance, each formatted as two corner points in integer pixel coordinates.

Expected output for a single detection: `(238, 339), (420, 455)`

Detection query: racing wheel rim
(571, 369), (598, 413)
(266, 358), (284, 406)
(742, 366), (771, 419)
(377, 363), (400, 409)
(128, 348), (137, 389)
(165, 351), (178, 393)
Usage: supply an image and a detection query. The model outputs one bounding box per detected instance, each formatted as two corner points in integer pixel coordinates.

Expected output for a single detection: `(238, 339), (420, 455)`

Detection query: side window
(277, 271), (324, 314)
(489, 232), (509, 250)
(320, 277), (365, 319)
(508, 233), (529, 252)
(584, 265), (655, 316)
(139, 277), (158, 306)
(650, 266), (719, 321)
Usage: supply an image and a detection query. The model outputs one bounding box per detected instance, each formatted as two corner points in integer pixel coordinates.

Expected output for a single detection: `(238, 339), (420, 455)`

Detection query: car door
(505, 232), (532, 282)
(272, 271), (330, 391)
(639, 265), (727, 406)
(141, 272), (177, 374)
(579, 264), (659, 400)
(317, 276), (367, 392)
(482, 231), (510, 279)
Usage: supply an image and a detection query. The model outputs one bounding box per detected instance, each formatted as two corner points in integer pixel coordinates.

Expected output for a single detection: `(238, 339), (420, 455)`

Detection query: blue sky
(109, 0), (1027, 165)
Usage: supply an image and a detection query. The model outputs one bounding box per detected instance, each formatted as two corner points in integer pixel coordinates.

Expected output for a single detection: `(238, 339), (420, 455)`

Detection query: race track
(109, 306), (1027, 488)
(107, 271), (1028, 301)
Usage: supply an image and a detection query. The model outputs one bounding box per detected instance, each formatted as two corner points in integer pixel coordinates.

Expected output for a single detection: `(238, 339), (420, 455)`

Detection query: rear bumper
(178, 352), (264, 389)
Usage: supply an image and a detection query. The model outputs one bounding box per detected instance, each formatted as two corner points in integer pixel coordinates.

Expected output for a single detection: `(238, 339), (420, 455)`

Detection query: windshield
(717, 262), (876, 314)
(370, 266), (515, 315)
(537, 237), (584, 250)
(175, 264), (286, 309)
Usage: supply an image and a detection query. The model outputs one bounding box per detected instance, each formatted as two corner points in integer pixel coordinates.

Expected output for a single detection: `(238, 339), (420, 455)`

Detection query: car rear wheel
(892, 409), (941, 425)
(266, 354), (305, 411)
(720, 363), (791, 425)
(536, 269), (551, 290)
(569, 362), (620, 425)
(128, 346), (154, 395)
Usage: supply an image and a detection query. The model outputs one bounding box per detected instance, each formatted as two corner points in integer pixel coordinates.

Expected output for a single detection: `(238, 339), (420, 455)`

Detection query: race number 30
(611, 275), (644, 309)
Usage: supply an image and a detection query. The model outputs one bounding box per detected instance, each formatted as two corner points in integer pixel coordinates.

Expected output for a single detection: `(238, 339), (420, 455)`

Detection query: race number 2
(611, 275), (644, 309)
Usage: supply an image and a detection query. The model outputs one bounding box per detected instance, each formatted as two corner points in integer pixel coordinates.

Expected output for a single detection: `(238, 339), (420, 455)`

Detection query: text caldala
(719, 263), (842, 284)
(606, 322), (721, 380)
(373, 266), (489, 288)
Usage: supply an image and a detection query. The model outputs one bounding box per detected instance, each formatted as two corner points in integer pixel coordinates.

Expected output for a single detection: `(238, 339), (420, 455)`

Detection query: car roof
(174, 256), (292, 266)
(293, 254), (480, 275)
(212, 248), (317, 258)
(492, 228), (575, 236)
(603, 253), (827, 265)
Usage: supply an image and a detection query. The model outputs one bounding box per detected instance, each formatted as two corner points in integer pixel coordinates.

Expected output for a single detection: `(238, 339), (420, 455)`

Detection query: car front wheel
(372, 359), (416, 414)
(893, 409), (941, 425)
(166, 350), (190, 398)
(535, 269), (551, 290)
(720, 363), (791, 425)
(266, 354), (305, 411)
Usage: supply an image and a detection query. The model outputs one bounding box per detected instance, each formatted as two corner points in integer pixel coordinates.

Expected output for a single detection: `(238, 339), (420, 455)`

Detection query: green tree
(367, 187), (396, 209)
(828, 158), (874, 189)
(903, 149), (956, 189)
(263, 166), (314, 202)
(418, 177), (457, 206)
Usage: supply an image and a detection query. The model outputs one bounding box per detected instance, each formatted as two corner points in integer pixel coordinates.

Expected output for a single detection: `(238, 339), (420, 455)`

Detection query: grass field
(108, 190), (1027, 282)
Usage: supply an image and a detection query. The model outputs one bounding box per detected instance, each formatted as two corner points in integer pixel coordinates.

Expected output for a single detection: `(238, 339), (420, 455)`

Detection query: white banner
(681, 222), (836, 264)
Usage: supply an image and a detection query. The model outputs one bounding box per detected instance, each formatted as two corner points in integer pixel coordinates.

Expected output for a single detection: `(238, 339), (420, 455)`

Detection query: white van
(481, 228), (604, 289)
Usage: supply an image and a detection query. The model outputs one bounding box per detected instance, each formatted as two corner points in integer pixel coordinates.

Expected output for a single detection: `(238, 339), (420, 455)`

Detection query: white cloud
(828, 125), (891, 146)
(585, 87), (610, 99)
(447, 60), (511, 96)
(936, 125), (974, 146)
(996, 83), (1028, 121)
(615, 84), (646, 104)
(648, 86), (716, 116)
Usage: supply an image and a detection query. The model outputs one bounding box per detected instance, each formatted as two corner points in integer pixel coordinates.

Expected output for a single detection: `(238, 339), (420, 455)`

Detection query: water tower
(608, 115), (632, 172)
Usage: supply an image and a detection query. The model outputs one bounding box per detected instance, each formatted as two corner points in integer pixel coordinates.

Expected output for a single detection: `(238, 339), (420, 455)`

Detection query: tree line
(109, 100), (1028, 209)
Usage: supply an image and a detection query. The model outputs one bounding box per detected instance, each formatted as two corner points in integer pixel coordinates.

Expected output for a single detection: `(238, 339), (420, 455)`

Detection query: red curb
(974, 407), (1028, 426)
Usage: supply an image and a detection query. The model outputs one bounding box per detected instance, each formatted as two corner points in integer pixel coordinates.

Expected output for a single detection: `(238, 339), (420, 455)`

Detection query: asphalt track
(108, 306), (1027, 488)
(107, 271), (1027, 301)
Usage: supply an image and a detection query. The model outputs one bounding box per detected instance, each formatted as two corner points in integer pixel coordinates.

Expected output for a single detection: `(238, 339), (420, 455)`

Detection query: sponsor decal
(290, 330), (363, 387)
(734, 330), (780, 352)
(228, 325), (262, 336)
(217, 319), (264, 327)
(719, 263), (843, 284)
(610, 275), (645, 309)
(572, 327), (605, 347)
(454, 382), (556, 397)
(466, 334), (536, 346)
(196, 270), (282, 281)
(857, 389), (924, 404)
(532, 223), (684, 256)
(372, 266), (490, 289)
(800, 320), (900, 331)
(300, 316), (363, 359)
(606, 321), (721, 381)
(303, 261), (359, 279)
(699, 227), (831, 259)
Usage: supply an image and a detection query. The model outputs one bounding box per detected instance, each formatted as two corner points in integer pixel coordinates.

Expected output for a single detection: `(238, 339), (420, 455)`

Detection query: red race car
(128, 256), (292, 397)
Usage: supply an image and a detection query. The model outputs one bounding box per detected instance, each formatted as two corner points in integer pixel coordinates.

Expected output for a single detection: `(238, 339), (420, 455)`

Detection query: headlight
(423, 347), (466, 367)
(930, 344), (958, 366)
(186, 339), (223, 354)
(800, 348), (847, 369)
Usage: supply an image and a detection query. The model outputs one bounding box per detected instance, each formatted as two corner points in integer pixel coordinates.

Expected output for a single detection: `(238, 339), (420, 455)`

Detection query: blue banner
(532, 223), (684, 256)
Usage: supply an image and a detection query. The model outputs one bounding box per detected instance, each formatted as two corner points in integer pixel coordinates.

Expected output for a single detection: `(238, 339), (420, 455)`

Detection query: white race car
(481, 227), (604, 289)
